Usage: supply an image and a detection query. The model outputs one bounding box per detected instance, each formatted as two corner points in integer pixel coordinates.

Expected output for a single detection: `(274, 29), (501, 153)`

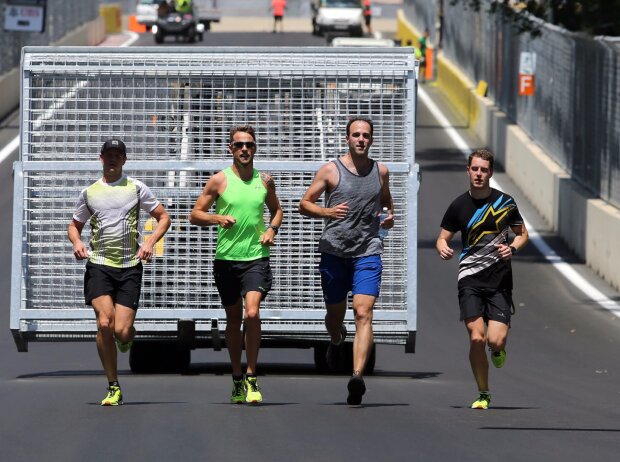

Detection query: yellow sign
(143, 217), (165, 257)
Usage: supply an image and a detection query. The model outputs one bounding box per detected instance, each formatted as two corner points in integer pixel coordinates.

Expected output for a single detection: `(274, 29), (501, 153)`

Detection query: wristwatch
(267, 224), (279, 235)
(509, 245), (517, 255)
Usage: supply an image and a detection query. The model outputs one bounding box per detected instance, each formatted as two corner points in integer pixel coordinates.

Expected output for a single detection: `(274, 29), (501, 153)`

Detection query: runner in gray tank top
(299, 117), (394, 406)
(318, 157), (383, 258)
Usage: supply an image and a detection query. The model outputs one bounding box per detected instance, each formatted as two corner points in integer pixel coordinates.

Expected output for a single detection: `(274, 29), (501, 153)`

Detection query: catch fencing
(404, 0), (620, 208)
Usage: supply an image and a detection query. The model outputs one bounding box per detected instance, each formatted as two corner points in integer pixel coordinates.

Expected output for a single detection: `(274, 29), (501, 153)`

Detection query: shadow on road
(17, 365), (442, 380)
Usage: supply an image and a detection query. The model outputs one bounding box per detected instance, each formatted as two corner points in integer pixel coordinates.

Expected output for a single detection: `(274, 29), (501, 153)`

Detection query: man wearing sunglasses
(299, 117), (394, 406)
(189, 125), (283, 404)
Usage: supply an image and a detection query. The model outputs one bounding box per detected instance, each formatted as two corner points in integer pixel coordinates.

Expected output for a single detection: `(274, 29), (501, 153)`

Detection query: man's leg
(486, 320), (509, 353)
(113, 304), (137, 345)
(91, 295), (118, 382)
(243, 291), (263, 375)
(465, 316), (488, 391)
(225, 299), (244, 378)
(351, 294), (375, 375)
(325, 301), (347, 344)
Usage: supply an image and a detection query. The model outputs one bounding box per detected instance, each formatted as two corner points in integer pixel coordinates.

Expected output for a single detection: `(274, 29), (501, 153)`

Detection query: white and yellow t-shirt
(73, 175), (160, 268)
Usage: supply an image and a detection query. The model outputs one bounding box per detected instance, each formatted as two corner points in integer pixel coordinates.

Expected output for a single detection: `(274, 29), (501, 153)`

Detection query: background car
(136, 0), (160, 28)
(311, 0), (364, 38)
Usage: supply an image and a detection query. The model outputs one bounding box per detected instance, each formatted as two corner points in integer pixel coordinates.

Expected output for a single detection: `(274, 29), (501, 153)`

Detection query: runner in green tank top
(189, 125), (283, 404)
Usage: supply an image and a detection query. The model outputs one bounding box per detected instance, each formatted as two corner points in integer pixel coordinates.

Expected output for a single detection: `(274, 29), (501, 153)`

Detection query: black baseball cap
(101, 138), (127, 156)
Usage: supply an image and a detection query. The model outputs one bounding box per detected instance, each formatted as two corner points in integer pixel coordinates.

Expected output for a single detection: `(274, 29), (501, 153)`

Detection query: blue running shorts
(319, 253), (382, 304)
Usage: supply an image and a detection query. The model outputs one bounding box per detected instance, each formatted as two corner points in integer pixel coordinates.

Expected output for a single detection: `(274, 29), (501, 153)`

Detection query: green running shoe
(245, 376), (263, 404)
(101, 385), (123, 406)
(471, 392), (491, 410)
(230, 379), (246, 404)
(491, 349), (506, 368)
(116, 339), (133, 353)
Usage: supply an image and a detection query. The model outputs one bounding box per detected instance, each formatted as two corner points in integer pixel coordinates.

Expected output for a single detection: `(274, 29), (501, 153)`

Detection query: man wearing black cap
(68, 138), (171, 406)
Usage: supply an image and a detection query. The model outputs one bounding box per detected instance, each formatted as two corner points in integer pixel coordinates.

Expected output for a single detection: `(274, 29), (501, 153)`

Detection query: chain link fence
(404, 0), (620, 208)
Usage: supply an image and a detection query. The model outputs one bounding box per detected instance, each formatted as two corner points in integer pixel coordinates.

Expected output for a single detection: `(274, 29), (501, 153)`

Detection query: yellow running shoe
(230, 379), (246, 404)
(491, 349), (506, 368)
(245, 376), (263, 404)
(101, 385), (123, 406)
(471, 392), (490, 410)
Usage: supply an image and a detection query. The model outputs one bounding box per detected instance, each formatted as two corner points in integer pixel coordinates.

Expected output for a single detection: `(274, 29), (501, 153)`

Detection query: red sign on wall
(518, 74), (535, 96)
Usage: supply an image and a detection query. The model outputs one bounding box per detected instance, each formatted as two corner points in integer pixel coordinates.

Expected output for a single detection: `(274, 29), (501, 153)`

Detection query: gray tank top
(318, 157), (383, 258)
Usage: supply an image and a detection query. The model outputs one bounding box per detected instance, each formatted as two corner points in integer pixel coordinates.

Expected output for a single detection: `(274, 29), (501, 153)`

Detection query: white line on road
(418, 85), (620, 317)
(119, 32), (140, 47)
(0, 136), (19, 164)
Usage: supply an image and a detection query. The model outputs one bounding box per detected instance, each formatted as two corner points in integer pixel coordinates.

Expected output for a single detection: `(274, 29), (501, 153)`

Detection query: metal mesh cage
(13, 47), (418, 346)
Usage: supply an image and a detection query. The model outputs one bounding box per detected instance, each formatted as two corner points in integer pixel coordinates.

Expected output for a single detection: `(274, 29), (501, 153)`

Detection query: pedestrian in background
(419, 28), (429, 82)
(271, 0), (286, 33)
(68, 138), (171, 406)
(362, 0), (372, 35)
(436, 149), (528, 410)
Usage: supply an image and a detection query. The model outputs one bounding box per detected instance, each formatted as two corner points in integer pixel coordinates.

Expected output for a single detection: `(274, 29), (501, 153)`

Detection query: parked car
(136, 0), (160, 29)
(311, 0), (364, 38)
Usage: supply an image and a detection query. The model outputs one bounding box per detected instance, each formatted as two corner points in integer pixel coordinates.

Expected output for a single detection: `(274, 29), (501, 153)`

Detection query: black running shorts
(458, 286), (513, 324)
(213, 257), (273, 307)
(84, 261), (143, 309)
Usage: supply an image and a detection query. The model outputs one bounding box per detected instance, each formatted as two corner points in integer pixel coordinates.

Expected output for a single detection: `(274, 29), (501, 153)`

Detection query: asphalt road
(1, 29), (619, 462)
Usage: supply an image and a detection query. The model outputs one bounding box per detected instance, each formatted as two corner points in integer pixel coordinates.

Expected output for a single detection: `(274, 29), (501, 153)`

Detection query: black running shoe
(347, 374), (366, 406)
(326, 325), (347, 372)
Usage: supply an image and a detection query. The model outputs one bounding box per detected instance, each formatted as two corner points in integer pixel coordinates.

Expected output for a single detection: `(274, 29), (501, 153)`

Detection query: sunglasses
(232, 141), (256, 149)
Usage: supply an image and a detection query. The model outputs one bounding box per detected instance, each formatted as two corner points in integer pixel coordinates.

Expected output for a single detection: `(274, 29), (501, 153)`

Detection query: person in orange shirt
(362, 0), (372, 35)
(271, 0), (286, 33)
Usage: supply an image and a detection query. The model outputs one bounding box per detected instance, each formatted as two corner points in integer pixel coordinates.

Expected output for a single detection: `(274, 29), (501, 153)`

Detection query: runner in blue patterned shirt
(436, 149), (528, 410)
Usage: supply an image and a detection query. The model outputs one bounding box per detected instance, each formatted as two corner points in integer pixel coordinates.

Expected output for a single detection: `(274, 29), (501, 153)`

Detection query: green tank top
(215, 167), (270, 261)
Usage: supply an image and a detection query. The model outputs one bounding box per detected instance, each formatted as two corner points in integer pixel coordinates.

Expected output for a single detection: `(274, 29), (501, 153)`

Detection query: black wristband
(268, 224), (279, 235)
(509, 245), (517, 255)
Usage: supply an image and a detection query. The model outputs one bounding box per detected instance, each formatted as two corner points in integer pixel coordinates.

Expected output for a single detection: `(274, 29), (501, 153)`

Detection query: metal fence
(404, 0), (620, 208)
(12, 47), (418, 351)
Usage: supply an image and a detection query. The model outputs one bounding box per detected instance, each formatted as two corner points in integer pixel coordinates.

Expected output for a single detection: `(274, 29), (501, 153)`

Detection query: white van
(311, 0), (364, 37)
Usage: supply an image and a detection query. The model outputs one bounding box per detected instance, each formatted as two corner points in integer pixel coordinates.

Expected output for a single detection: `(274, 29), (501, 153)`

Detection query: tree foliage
(450, 0), (620, 36)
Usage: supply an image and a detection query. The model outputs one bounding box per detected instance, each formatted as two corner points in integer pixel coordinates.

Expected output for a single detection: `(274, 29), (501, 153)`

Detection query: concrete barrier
(0, 68), (20, 122)
(587, 200), (620, 288)
(53, 17), (106, 46)
(99, 4), (122, 34)
(505, 125), (569, 230)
